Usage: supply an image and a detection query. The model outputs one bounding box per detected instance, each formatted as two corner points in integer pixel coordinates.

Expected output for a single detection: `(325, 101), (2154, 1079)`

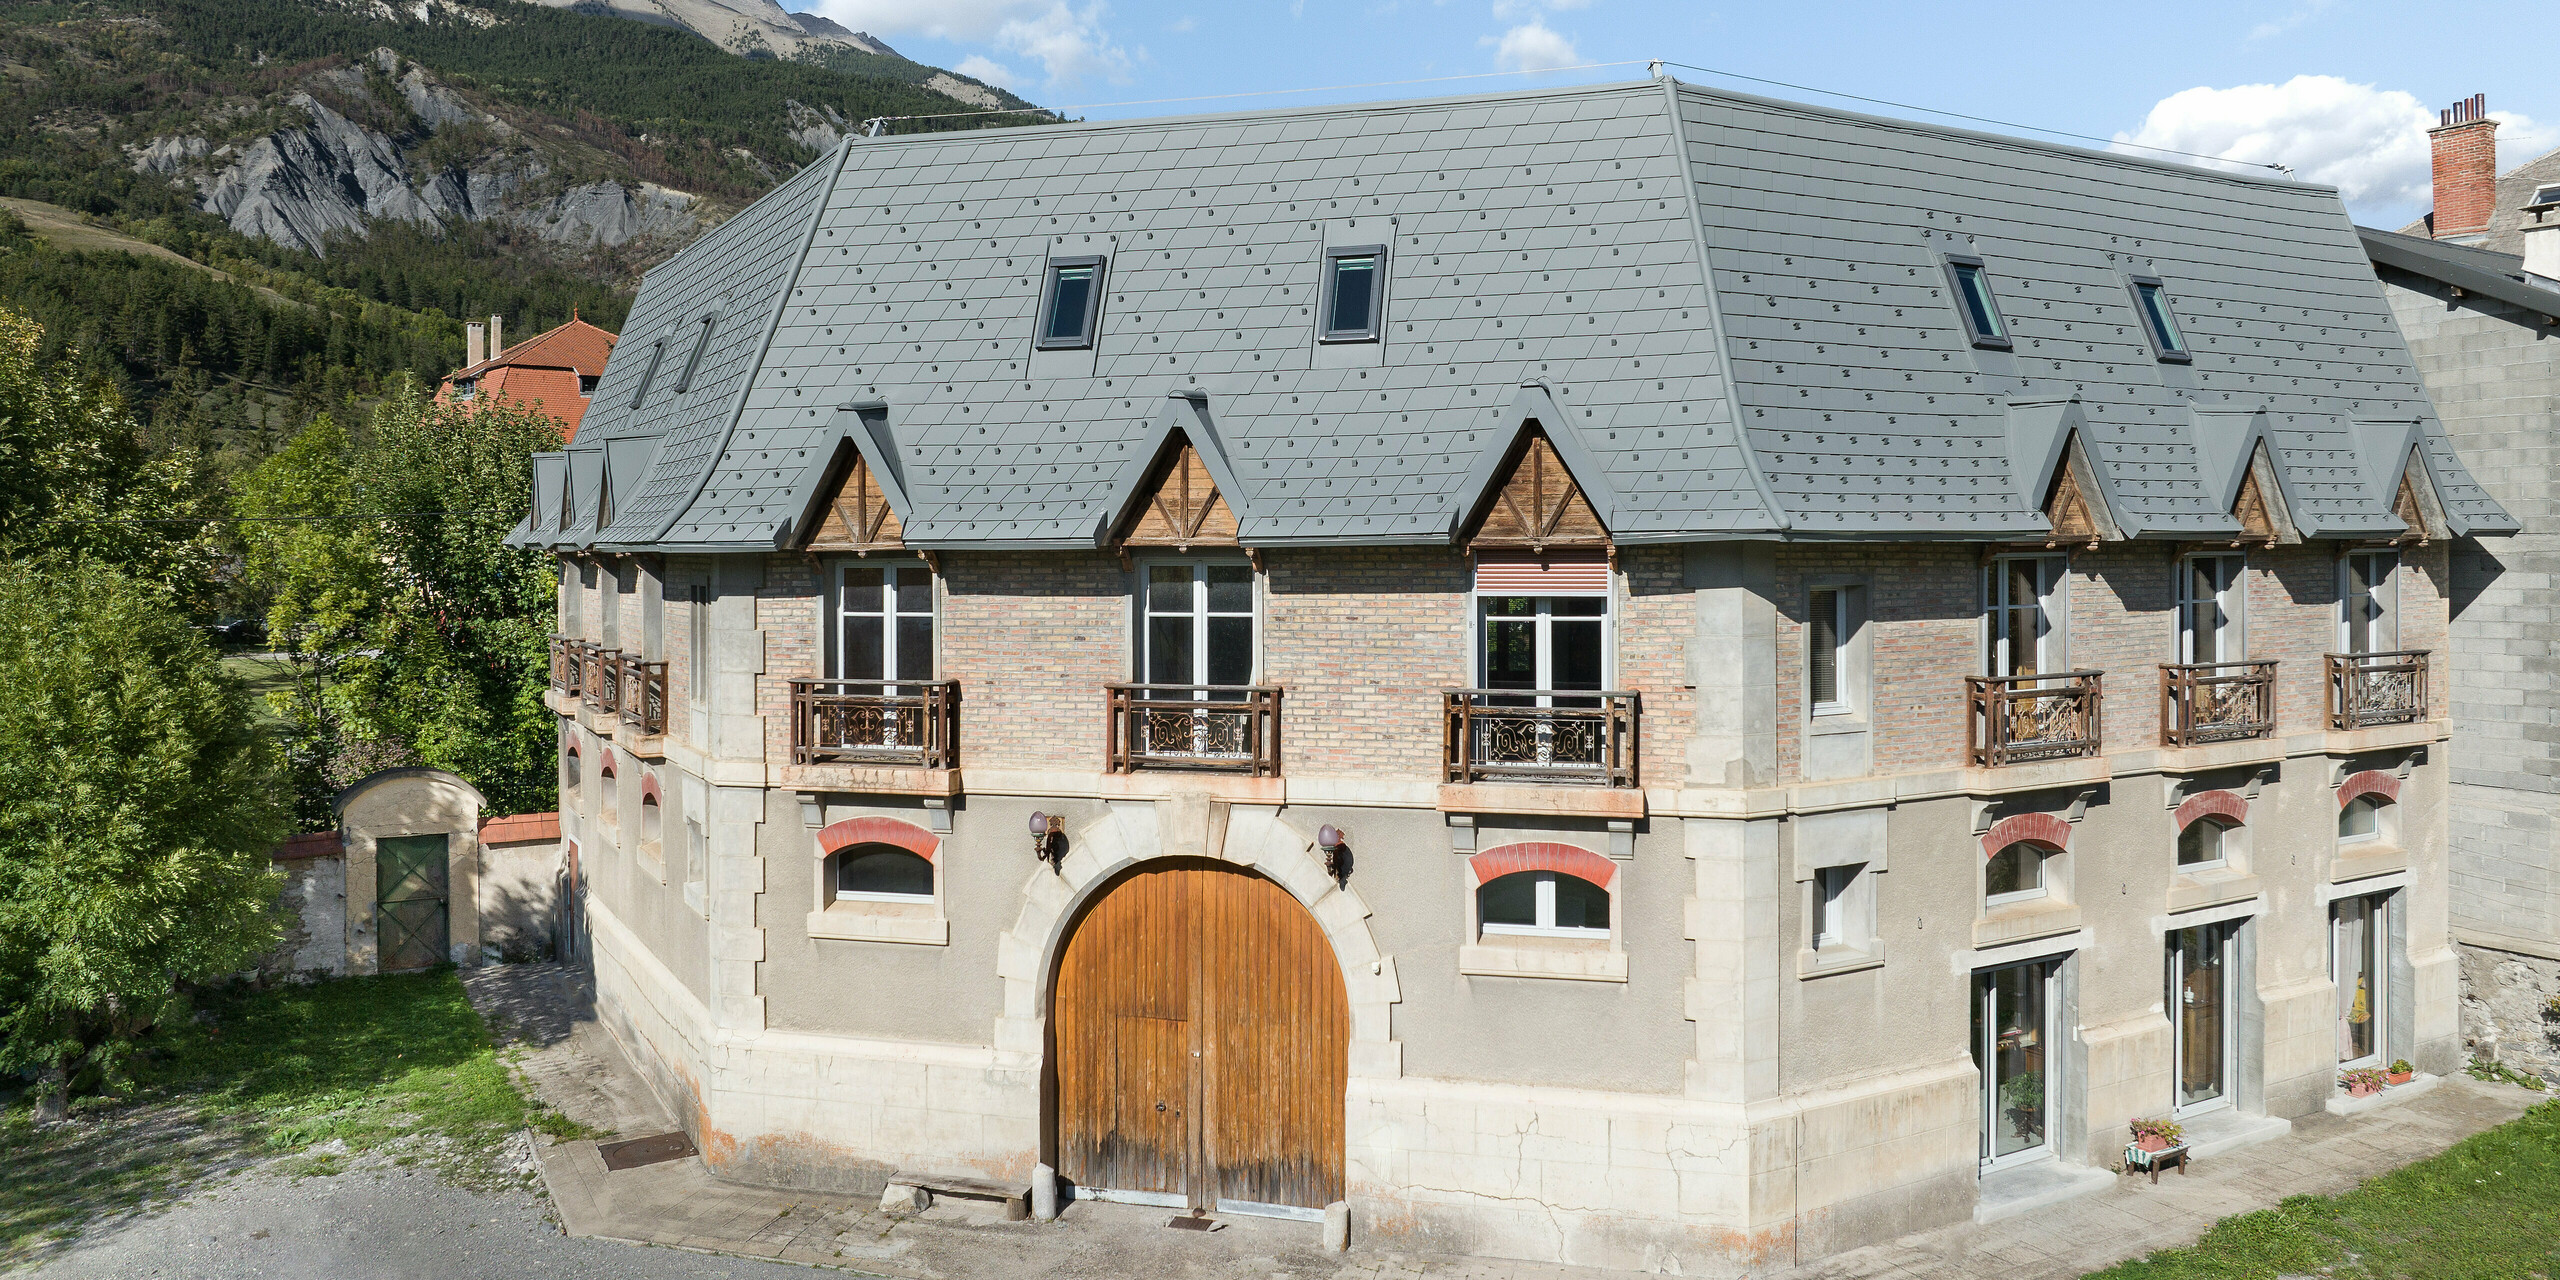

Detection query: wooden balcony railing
(2159, 660), (2277, 747)
(791, 679), (959, 769)
(619, 655), (669, 736)
(2326, 650), (2428, 730)
(548, 635), (583, 696)
(1443, 690), (1639, 788)
(581, 643), (621, 716)
(1106, 684), (1280, 776)
(1966, 671), (2103, 767)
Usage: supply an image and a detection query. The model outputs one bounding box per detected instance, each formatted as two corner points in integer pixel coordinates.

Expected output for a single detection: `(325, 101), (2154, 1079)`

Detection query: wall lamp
(1316, 823), (1351, 883)
(1029, 810), (1065, 870)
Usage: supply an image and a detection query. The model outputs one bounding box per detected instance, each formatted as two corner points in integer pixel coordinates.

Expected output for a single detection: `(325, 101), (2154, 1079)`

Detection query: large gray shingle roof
(515, 77), (2514, 551)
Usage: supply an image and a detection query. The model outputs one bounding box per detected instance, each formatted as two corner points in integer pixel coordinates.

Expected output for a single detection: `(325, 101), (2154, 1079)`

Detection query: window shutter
(1474, 549), (1608, 593)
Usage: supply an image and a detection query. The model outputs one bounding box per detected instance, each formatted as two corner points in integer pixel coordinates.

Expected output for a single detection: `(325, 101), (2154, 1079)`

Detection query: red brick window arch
(819, 817), (941, 904)
(1980, 813), (2069, 906)
(2338, 771), (2401, 844)
(1472, 842), (1613, 939)
(639, 774), (663, 850)
(2175, 790), (2247, 868)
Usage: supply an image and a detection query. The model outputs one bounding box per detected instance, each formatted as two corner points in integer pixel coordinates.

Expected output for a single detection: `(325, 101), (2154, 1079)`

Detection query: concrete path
(494, 961), (2544, 1280)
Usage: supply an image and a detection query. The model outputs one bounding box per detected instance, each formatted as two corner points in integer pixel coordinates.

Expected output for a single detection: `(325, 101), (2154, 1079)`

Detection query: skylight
(1942, 255), (2012, 350)
(1038, 256), (1105, 350)
(2129, 275), (2191, 363)
(2528, 183), (2560, 210)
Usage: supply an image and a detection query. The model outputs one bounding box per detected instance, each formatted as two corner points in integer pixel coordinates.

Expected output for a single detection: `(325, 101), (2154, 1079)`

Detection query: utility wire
(861, 60), (1657, 131)
(41, 512), (511, 525)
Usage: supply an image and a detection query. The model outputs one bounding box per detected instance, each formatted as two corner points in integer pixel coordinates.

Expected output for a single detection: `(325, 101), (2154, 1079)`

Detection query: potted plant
(2342, 1066), (2389, 1097)
(2128, 1116), (2183, 1153)
(2387, 1059), (2415, 1086)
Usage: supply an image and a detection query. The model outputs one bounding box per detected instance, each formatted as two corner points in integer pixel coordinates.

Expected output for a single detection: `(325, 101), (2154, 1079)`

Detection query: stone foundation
(2458, 943), (2560, 1083)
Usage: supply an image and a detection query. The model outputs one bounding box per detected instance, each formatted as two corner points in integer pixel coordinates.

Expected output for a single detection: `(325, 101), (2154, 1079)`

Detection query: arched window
(2339, 795), (2389, 842)
(598, 753), (619, 831)
(2178, 815), (2236, 868)
(639, 790), (662, 847)
(834, 844), (935, 903)
(562, 740), (582, 807)
(1478, 870), (1609, 939)
(1985, 842), (2051, 903)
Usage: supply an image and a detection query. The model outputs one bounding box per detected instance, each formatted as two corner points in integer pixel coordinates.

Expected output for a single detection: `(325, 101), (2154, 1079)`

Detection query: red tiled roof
(436, 318), (618, 441)
(446, 317), (617, 381)
(273, 831), (344, 862)
(480, 811), (562, 845)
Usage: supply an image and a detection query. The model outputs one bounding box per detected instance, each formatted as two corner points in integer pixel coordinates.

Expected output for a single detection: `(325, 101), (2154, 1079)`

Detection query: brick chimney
(2429, 93), (2498, 240)
(465, 320), (486, 368)
(488, 313), (504, 360)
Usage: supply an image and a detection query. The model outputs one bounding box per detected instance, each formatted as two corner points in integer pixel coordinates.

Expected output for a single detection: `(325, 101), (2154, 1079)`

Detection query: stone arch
(2174, 790), (2248, 831)
(818, 814), (940, 860)
(1981, 811), (2072, 858)
(994, 802), (1400, 1079)
(1469, 840), (1617, 889)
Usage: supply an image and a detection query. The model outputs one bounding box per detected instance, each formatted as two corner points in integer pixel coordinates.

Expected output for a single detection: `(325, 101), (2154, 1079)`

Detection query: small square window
(2130, 275), (2191, 362)
(1038, 256), (1105, 349)
(1943, 255), (2012, 350)
(2340, 795), (2387, 842)
(1985, 841), (2048, 904)
(578, 374), (599, 397)
(2178, 816), (2232, 868)
(1320, 245), (1386, 342)
(1812, 864), (1858, 949)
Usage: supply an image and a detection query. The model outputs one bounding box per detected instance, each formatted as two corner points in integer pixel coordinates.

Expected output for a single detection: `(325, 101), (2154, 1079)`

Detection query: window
(1944, 255), (2012, 350)
(1808, 587), (1850, 714)
(1482, 595), (1607, 705)
(1319, 245), (1386, 342)
(2130, 275), (2191, 362)
(1478, 870), (1609, 939)
(835, 845), (934, 903)
(2177, 555), (2243, 664)
(836, 566), (934, 685)
(453, 377), (478, 401)
(1811, 864), (1866, 951)
(1144, 562), (1253, 690)
(1037, 256), (1105, 349)
(640, 790), (662, 849)
(2178, 815), (2234, 868)
(670, 314), (715, 394)
(2529, 182), (2560, 210)
(629, 338), (665, 409)
(1985, 841), (2048, 904)
(578, 374), (599, 397)
(687, 584), (709, 711)
(2339, 794), (2388, 842)
(2341, 551), (2397, 654)
(2332, 893), (2386, 1066)
(1985, 556), (2063, 678)
(562, 740), (582, 807)
(597, 756), (618, 833)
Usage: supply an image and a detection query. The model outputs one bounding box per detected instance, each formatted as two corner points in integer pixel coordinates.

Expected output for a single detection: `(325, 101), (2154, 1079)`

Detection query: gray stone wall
(2381, 267), (2560, 1080)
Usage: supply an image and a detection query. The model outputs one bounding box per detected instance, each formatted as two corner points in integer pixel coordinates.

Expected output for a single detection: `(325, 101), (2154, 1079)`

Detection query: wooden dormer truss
(2230, 468), (2279, 545)
(803, 451), (905, 553)
(2041, 451), (2104, 549)
(1466, 432), (1610, 554)
(1114, 438), (1241, 566)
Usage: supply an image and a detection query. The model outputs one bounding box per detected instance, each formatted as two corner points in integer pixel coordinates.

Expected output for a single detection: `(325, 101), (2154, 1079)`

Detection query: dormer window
(671, 314), (716, 394)
(1037, 256), (1105, 349)
(578, 374), (599, 397)
(1320, 245), (1385, 342)
(2527, 182), (2560, 211)
(630, 339), (665, 409)
(2130, 274), (2191, 362)
(1943, 255), (2012, 350)
(453, 377), (477, 401)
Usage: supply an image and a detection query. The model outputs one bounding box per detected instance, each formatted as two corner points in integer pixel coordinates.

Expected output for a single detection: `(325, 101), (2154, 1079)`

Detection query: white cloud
(812, 0), (1131, 86)
(953, 54), (1017, 87)
(1486, 20), (1577, 72)
(2246, 0), (2334, 41)
(2114, 75), (2559, 220)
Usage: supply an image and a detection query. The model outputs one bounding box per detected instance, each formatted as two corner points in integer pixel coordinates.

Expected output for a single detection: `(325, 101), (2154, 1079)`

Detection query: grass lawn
(0, 969), (593, 1269)
(218, 652), (296, 727)
(2089, 1096), (2560, 1280)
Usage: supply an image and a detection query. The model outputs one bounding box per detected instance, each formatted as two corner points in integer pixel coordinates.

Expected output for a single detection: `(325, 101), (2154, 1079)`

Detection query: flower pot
(2348, 1082), (2381, 1097)
(2135, 1135), (2170, 1153)
(2387, 1070), (2413, 1085)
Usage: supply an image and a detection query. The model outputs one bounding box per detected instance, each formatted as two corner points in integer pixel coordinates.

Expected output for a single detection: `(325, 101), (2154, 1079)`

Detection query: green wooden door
(377, 834), (451, 971)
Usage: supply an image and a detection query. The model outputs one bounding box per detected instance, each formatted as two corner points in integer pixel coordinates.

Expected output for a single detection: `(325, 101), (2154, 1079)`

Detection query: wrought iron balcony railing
(619, 654), (669, 736)
(791, 679), (959, 769)
(1442, 690), (1639, 788)
(1966, 671), (2104, 767)
(548, 635), (582, 696)
(1106, 684), (1280, 776)
(2159, 660), (2277, 747)
(2326, 650), (2428, 730)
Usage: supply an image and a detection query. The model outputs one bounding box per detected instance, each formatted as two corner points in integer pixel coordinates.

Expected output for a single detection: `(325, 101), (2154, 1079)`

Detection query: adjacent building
(2364, 96), (2560, 1081)
(515, 75), (2514, 1270)
(435, 313), (618, 440)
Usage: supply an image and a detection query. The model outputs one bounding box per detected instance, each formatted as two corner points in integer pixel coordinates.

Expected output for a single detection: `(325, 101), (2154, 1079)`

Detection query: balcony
(790, 679), (958, 769)
(2326, 650), (2428, 730)
(2159, 660), (2277, 747)
(548, 635), (583, 696)
(618, 653), (669, 736)
(1966, 671), (2103, 767)
(581, 643), (620, 717)
(1442, 690), (1639, 788)
(1106, 684), (1281, 776)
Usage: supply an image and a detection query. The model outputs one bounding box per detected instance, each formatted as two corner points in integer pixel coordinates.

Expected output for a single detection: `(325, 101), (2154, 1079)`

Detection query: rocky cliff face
(127, 49), (703, 258)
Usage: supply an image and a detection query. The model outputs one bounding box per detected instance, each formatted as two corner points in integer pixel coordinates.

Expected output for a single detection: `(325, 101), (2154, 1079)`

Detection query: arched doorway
(1050, 859), (1348, 1214)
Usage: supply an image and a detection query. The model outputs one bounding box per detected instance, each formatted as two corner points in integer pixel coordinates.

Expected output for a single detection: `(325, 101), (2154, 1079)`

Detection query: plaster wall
(263, 854), (349, 979)
(338, 769), (485, 972)
(477, 837), (561, 963)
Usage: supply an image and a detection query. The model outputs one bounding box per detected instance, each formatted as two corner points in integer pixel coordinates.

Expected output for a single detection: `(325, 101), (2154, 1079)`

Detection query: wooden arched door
(1051, 860), (1348, 1213)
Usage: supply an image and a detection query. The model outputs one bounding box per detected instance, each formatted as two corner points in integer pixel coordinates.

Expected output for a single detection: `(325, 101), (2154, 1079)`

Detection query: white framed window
(1985, 556), (2065, 678)
(833, 844), (936, 904)
(2178, 815), (2236, 869)
(1478, 870), (1610, 939)
(2332, 893), (2387, 1067)
(2339, 794), (2390, 843)
(2177, 555), (2245, 664)
(1808, 586), (1856, 715)
(1143, 561), (1255, 691)
(2340, 551), (2398, 654)
(1811, 863), (1871, 952)
(1480, 595), (1609, 704)
(1985, 841), (2050, 906)
(835, 564), (935, 684)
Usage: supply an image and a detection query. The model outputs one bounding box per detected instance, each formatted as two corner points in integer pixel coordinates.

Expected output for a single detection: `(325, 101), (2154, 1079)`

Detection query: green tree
(0, 558), (287, 1118)
(237, 381), (560, 819)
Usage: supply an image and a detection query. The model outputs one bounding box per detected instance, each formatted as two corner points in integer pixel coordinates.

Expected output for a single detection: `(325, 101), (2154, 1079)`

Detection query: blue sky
(806, 0), (2559, 227)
